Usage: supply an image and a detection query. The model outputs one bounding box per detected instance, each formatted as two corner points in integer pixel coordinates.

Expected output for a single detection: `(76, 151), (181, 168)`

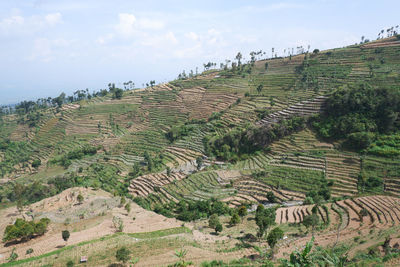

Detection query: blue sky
(0, 0), (399, 104)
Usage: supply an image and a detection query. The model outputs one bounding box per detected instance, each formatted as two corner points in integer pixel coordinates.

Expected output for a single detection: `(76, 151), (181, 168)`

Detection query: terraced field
(1, 36), (400, 266)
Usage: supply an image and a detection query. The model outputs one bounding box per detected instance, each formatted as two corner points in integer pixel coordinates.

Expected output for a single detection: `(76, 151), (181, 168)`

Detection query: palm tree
(174, 248), (191, 267)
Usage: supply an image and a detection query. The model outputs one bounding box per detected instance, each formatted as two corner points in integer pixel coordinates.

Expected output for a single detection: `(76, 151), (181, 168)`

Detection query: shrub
(209, 214), (219, 229)
(229, 212), (240, 226)
(267, 227), (284, 249)
(215, 223), (223, 234)
(125, 203), (131, 213)
(7, 248), (18, 262)
(266, 191), (277, 203)
(238, 206), (247, 218)
(116, 247), (131, 263)
(112, 88), (124, 99)
(77, 193), (84, 204)
(62, 230), (70, 242)
(31, 159), (41, 168)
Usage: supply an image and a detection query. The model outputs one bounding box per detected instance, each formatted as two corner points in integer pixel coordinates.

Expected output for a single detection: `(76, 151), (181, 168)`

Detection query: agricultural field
(1, 36), (400, 265)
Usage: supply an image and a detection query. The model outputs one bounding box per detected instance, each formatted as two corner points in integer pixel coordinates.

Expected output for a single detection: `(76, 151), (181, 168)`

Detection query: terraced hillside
(0, 37), (398, 196)
(1, 36), (400, 265)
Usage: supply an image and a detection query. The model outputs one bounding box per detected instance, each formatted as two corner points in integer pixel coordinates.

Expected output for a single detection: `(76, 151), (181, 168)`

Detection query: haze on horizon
(0, 0), (399, 105)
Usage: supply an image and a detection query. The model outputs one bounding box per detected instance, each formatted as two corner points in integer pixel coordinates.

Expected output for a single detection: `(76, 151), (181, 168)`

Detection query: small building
(80, 256), (88, 263)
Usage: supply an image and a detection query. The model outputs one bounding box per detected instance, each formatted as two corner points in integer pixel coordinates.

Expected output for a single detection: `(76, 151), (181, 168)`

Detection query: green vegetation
(313, 83), (400, 151)
(1, 36), (400, 266)
(266, 227), (284, 252)
(0, 140), (32, 177)
(3, 218), (50, 243)
(127, 227), (191, 239)
(252, 166), (328, 196)
(62, 230), (70, 242)
(255, 205), (276, 238)
(49, 144), (99, 168)
(153, 199), (231, 222)
(204, 116), (306, 161)
(115, 247), (131, 263)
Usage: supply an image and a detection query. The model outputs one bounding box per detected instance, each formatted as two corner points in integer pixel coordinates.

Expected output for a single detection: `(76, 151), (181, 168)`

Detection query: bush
(267, 227), (284, 249)
(345, 132), (376, 150)
(31, 159), (41, 168)
(113, 88), (124, 99)
(204, 116), (306, 161)
(165, 124), (196, 143)
(116, 247), (131, 263)
(209, 214), (220, 229)
(215, 223), (223, 234)
(229, 212), (240, 226)
(49, 145), (99, 168)
(266, 191), (277, 203)
(62, 230), (70, 242)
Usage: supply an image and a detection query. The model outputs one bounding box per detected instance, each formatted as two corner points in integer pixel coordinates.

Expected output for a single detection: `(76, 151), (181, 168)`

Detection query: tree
(208, 214), (219, 229)
(256, 84), (263, 94)
(267, 227), (284, 258)
(196, 156), (204, 170)
(280, 238), (314, 267)
(267, 191), (277, 203)
(166, 166), (171, 176)
(77, 193), (84, 204)
(256, 206), (276, 239)
(215, 222), (223, 234)
(31, 159), (41, 168)
(113, 88), (124, 99)
(3, 218), (50, 243)
(116, 247), (131, 263)
(7, 248), (18, 263)
(235, 52), (242, 66)
(229, 212), (240, 226)
(120, 196), (126, 207)
(238, 206), (247, 219)
(125, 203), (131, 213)
(302, 213), (319, 237)
(62, 230), (70, 243)
(174, 248), (190, 267)
(129, 163), (142, 178)
(112, 216), (124, 232)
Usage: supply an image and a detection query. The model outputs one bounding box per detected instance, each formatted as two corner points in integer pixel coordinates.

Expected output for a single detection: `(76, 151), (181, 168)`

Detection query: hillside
(1, 36), (400, 266)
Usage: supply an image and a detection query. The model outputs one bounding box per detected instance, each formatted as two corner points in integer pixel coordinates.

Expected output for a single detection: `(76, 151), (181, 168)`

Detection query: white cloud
(28, 37), (74, 62)
(138, 18), (164, 30)
(96, 33), (114, 45)
(141, 31), (178, 47)
(115, 13), (137, 38)
(0, 12), (63, 35)
(0, 15), (24, 33)
(114, 13), (166, 38)
(44, 13), (62, 26)
(185, 32), (199, 41)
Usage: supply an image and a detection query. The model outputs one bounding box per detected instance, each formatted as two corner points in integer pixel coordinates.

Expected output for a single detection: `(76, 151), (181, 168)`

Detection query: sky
(0, 0), (399, 105)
